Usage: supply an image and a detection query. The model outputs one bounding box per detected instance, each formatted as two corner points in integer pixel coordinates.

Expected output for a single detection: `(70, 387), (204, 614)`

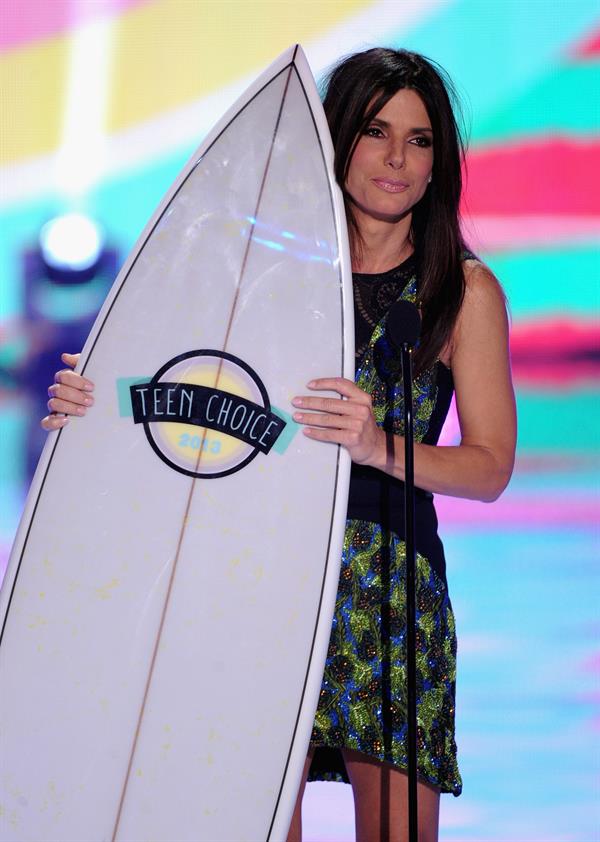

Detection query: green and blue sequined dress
(309, 255), (463, 797)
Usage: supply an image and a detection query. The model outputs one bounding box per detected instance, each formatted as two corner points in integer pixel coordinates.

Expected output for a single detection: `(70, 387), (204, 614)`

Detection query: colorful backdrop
(1, 1), (598, 839)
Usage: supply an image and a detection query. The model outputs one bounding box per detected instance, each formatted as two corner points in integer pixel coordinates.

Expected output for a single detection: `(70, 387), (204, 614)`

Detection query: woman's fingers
(61, 352), (81, 369)
(48, 382), (94, 407)
(301, 425), (350, 443)
(306, 377), (371, 402)
(292, 410), (360, 430)
(54, 368), (94, 391)
(40, 350), (92, 431)
(47, 396), (89, 416)
(46, 378), (94, 417)
(292, 378), (371, 415)
(292, 395), (372, 420)
(40, 413), (70, 432)
(292, 378), (373, 434)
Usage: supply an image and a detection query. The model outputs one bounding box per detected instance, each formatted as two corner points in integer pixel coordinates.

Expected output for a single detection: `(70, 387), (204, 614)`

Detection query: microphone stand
(401, 341), (418, 842)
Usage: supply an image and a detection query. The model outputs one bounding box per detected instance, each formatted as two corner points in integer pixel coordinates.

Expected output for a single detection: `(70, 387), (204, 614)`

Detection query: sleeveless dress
(309, 255), (463, 797)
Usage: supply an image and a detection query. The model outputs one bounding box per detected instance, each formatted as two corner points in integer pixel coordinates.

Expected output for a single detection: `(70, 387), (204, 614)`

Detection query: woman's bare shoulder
(459, 259), (508, 331)
(462, 257), (505, 300)
(445, 258), (508, 366)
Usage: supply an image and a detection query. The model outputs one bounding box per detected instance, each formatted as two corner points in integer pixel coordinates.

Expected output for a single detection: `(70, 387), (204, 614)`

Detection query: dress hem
(308, 743), (462, 797)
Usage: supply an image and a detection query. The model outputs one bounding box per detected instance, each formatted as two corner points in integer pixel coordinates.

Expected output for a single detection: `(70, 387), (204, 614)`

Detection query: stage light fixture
(39, 213), (104, 275)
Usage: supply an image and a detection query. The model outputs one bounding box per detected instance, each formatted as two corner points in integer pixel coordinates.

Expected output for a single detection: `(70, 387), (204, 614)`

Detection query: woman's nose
(385, 140), (405, 169)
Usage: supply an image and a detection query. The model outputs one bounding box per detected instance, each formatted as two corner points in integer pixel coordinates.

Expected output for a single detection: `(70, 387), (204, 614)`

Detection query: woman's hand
(292, 378), (385, 466)
(41, 353), (94, 431)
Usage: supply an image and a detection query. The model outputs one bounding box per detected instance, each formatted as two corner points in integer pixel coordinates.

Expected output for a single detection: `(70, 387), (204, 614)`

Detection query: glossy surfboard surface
(0, 45), (353, 841)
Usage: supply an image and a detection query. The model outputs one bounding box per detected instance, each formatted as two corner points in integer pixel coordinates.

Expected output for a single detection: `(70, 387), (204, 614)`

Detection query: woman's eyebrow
(369, 117), (433, 133)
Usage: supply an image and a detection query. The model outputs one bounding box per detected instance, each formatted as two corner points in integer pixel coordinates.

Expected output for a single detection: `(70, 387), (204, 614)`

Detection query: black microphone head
(386, 299), (421, 348)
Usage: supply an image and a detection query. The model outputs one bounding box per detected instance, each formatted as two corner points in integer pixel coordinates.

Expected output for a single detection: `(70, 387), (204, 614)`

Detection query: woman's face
(345, 88), (434, 225)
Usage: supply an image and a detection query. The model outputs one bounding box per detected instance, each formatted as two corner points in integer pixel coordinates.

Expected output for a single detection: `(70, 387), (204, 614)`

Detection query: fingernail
(292, 397), (303, 407)
(76, 407), (86, 416)
(293, 412), (303, 421)
(83, 383), (94, 391)
(307, 380), (316, 387)
(83, 397), (93, 406)
(58, 417), (69, 426)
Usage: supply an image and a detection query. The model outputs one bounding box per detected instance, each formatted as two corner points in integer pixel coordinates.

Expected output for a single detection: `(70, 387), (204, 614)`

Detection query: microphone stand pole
(401, 341), (418, 842)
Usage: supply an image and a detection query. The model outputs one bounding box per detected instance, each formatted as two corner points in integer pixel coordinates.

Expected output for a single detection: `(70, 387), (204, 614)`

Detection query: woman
(43, 48), (516, 842)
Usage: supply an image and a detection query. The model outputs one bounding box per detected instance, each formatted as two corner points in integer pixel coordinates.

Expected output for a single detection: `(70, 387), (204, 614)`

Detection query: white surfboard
(0, 45), (353, 842)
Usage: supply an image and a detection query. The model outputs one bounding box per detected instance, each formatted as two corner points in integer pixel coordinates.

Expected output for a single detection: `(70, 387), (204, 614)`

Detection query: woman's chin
(350, 199), (413, 225)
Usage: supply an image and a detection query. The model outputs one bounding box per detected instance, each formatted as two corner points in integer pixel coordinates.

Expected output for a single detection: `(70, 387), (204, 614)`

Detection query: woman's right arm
(41, 353), (95, 431)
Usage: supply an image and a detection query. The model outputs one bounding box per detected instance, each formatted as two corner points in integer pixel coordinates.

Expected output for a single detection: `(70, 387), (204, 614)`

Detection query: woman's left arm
(292, 263), (517, 503)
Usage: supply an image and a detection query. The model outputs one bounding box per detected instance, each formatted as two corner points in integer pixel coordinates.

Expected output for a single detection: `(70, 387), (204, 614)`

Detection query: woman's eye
(364, 126), (384, 138)
(411, 135), (432, 148)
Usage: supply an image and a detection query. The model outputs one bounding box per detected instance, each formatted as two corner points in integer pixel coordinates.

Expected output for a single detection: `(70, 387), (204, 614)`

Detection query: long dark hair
(322, 47), (468, 374)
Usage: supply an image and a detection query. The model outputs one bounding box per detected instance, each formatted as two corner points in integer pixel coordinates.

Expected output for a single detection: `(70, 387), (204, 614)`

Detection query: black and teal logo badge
(127, 350), (288, 479)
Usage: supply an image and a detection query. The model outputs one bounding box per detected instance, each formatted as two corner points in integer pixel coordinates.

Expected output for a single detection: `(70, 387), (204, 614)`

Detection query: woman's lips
(371, 178), (409, 193)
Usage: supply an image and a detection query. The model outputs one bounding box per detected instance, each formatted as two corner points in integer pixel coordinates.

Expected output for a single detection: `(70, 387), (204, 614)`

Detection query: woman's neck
(351, 210), (413, 274)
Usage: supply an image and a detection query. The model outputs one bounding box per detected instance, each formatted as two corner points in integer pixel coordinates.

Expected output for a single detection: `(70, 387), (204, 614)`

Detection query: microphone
(386, 299), (421, 349)
(385, 296), (421, 842)
(374, 300), (421, 383)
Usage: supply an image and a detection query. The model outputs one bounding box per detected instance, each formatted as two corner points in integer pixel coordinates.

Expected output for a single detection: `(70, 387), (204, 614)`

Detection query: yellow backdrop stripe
(1, 0), (371, 166)
(0, 35), (68, 164)
(108, 0), (370, 131)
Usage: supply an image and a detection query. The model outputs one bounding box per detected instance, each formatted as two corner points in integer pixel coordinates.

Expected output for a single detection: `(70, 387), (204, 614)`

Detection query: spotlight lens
(40, 213), (103, 272)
